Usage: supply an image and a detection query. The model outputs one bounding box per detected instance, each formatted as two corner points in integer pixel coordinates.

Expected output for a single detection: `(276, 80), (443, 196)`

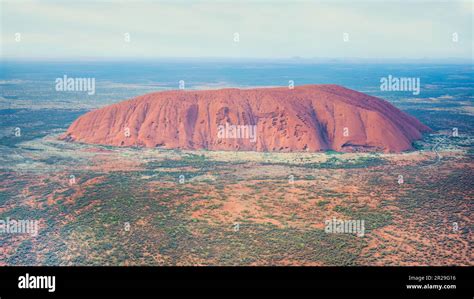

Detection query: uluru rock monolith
(61, 85), (430, 153)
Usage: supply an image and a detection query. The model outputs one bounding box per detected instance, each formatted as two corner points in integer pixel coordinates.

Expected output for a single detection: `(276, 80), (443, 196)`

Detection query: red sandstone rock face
(61, 85), (431, 153)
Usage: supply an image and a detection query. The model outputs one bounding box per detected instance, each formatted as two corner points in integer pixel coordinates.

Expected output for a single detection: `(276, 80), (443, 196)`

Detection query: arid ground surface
(0, 131), (472, 266)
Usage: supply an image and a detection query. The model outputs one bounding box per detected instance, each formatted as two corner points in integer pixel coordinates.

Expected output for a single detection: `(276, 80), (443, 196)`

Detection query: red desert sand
(61, 85), (431, 153)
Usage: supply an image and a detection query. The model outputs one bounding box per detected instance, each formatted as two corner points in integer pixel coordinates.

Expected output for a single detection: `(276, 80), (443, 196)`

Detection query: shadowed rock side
(61, 85), (431, 153)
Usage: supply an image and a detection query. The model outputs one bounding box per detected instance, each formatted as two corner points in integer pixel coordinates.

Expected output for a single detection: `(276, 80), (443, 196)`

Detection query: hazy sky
(1, 0), (472, 60)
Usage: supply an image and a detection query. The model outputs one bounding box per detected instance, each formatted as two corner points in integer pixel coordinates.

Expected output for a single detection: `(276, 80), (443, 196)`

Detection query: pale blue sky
(1, 0), (472, 60)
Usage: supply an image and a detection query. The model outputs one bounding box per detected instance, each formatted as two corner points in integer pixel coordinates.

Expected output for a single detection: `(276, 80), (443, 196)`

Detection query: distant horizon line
(1, 56), (473, 64)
